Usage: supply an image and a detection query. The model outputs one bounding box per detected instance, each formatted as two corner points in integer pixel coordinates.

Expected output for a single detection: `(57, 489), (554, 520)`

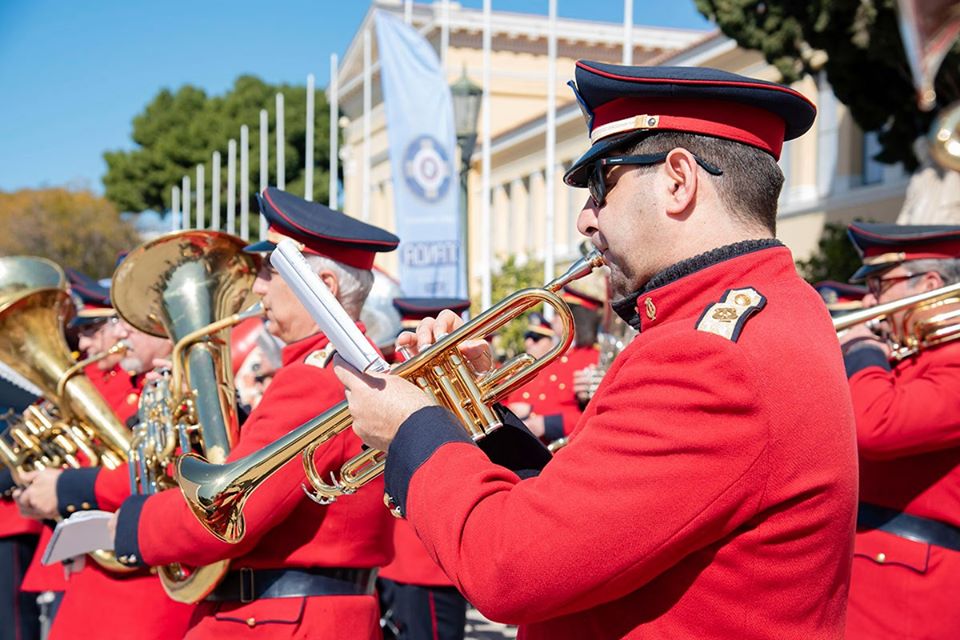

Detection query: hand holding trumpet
(333, 309), (493, 452)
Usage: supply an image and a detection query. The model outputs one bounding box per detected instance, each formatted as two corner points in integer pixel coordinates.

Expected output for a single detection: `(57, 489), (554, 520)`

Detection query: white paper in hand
(42, 510), (115, 565)
(271, 239), (389, 373)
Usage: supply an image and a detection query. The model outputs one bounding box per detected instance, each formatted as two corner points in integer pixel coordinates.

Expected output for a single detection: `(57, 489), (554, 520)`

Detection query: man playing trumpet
(335, 62), (858, 638)
(840, 222), (960, 639)
(110, 189), (398, 639)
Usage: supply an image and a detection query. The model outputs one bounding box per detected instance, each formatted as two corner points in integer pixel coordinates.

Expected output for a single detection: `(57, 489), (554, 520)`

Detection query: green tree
(103, 75), (333, 214)
(0, 188), (139, 278)
(694, 0), (960, 170)
(795, 222), (864, 283)
(482, 256), (546, 358)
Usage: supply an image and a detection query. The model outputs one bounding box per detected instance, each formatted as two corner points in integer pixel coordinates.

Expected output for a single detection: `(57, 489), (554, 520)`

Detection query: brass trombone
(176, 251), (605, 544)
(833, 281), (960, 360)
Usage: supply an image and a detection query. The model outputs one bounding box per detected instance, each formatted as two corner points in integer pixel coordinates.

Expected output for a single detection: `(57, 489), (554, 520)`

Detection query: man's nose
(576, 196), (599, 237)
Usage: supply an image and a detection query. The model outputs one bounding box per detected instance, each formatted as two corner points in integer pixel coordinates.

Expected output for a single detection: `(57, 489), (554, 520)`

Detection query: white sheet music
(42, 510), (115, 565)
(271, 239), (389, 374)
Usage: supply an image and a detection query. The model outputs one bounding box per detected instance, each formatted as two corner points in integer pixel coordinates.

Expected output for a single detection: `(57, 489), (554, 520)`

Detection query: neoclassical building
(335, 1), (907, 292)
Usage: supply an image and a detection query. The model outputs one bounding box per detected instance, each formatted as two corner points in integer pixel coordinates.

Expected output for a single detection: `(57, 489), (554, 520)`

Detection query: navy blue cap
(245, 187), (399, 269)
(847, 222), (960, 282)
(393, 297), (470, 330)
(65, 268), (114, 327)
(563, 61), (817, 187)
(814, 281), (866, 316)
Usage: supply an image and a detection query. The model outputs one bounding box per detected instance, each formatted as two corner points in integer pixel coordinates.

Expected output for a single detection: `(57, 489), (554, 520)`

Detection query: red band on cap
(267, 226), (376, 270)
(862, 239), (960, 263)
(591, 97), (786, 159)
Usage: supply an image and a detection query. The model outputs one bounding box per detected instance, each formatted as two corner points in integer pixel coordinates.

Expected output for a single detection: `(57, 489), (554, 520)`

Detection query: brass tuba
(833, 280), (960, 360)
(0, 258), (134, 571)
(111, 229), (262, 603)
(176, 251), (605, 544)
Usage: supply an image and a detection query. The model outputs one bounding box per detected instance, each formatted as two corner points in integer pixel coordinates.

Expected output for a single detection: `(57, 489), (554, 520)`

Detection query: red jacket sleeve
(94, 464), (133, 512)
(393, 332), (770, 623)
(847, 343), (960, 460)
(133, 361), (349, 567)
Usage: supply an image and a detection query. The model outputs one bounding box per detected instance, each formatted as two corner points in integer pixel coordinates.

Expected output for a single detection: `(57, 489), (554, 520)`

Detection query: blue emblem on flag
(403, 135), (452, 202)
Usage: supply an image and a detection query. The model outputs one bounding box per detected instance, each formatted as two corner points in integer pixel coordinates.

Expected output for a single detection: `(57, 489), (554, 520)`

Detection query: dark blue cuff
(844, 344), (891, 378)
(114, 494), (149, 568)
(384, 406), (473, 518)
(56, 467), (100, 518)
(543, 414), (565, 443)
(0, 469), (15, 496)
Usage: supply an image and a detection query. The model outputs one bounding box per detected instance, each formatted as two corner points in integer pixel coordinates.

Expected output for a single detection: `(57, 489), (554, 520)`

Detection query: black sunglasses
(587, 152), (724, 207)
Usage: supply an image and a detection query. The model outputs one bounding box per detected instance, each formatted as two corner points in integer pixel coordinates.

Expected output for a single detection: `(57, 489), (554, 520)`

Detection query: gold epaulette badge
(304, 345), (335, 368)
(695, 287), (766, 342)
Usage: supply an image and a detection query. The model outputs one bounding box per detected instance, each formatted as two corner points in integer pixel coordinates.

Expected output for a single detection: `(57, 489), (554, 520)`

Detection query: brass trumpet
(176, 251), (605, 544)
(833, 280), (960, 360)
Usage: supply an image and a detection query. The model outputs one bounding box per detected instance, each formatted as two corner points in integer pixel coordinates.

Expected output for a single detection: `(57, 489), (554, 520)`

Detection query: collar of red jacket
(611, 240), (792, 333)
(280, 323), (368, 366)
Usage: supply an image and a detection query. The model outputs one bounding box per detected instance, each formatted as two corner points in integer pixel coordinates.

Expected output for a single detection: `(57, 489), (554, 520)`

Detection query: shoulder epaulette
(695, 287), (766, 342)
(304, 345), (336, 368)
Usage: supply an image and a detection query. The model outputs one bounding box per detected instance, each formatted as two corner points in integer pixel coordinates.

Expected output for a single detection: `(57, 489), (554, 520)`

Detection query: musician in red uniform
(507, 288), (601, 446)
(14, 272), (197, 640)
(110, 188), (398, 639)
(839, 222), (960, 639)
(336, 63), (859, 639)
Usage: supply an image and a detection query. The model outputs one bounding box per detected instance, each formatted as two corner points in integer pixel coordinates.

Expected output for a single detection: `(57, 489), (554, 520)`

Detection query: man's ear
(920, 270), (945, 292)
(318, 270), (340, 298)
(662, 148), (699, 216)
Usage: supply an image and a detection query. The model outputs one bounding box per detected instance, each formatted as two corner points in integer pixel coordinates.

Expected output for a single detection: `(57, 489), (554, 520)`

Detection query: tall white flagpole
(240, 125), (250, 240)
(362, 28), (372, 222)
(622, 0), (633, 65)
(545, 0), (557, 299)
(211, 152), (221, 231)
(441, 0), (450, 69)
(305, 73), (315, 202)
(276, 93), (286, 189)
(329, 54), (339, 210)
(227, 139), (237, 235)
(481, 0), (493, 309)
(171, 186), (181, 231)
(260, 109), (269, 239)
(196, 164), (205, 229)
(182, 175), (191, 231)
(404, 0), (413, 24)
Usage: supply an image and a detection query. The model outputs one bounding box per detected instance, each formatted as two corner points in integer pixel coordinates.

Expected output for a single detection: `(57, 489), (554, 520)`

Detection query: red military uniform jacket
(384, 243), (858, 639)
(844, 340), (960, 639)
(85, 363), (142, 424)
(48, 362), (195, 640)
(507, 345), (598, 442)
(379, 520), (450, 587)
(115, 330), (395, 639)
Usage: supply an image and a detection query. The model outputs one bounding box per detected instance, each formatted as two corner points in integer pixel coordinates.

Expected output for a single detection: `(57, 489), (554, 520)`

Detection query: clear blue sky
(0, 1), (712, 194)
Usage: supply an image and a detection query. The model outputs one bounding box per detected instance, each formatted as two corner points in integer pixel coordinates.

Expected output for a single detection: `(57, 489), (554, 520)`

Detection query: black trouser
(0, 535), (40, 640)
(379, 578), (467, 640)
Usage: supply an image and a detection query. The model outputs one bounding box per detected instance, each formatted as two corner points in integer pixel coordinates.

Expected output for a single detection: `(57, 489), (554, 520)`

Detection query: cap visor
(244, 240), (277, 254)
(563, 130), (651, 188)
(849, 263), (897, 284)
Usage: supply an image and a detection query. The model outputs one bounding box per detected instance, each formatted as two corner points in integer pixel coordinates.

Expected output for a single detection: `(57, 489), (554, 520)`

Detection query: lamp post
(450, 67), (482, 301)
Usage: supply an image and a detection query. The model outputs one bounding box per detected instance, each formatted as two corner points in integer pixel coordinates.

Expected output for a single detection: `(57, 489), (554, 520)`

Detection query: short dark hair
(623, 133), (784, 234)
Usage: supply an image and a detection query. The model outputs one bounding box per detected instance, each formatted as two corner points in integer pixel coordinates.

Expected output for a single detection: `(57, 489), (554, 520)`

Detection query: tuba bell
(175, 251), (605, 544)
(111, 229), (262, 603)
(0, 258), (134, 571)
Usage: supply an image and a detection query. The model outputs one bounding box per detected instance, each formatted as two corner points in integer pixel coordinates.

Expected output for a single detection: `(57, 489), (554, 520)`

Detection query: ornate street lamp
(450, 67), (482, 300)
